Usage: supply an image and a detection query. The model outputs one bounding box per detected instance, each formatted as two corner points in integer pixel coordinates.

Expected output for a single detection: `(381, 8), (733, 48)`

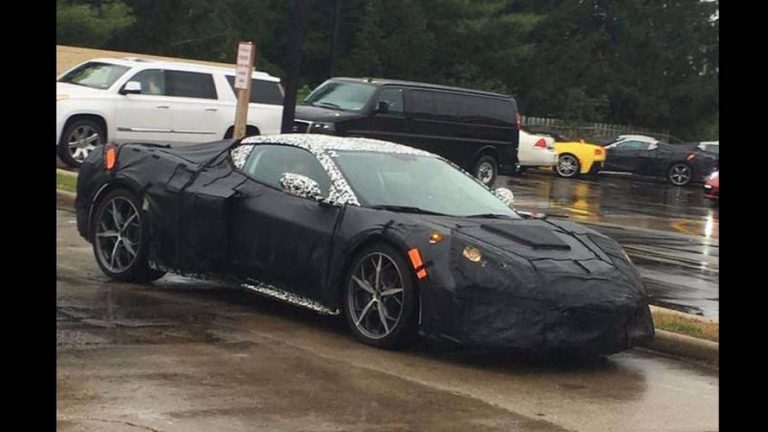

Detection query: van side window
(433, 93), (460, 118)
(225, 76), (284, 105)
(406, 90), (435, 116)
(127, 69), (166, 95)
(459, 95), (514, 126)
(377, 88), (404, 114)
(165, 70), (218, 99)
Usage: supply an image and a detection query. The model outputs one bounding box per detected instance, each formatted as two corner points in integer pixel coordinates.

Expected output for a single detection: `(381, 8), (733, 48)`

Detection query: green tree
(57, 0), (136, 47)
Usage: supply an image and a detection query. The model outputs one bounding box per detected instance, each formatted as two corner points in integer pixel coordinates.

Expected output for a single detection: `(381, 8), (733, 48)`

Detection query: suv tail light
(516, 112), (522, 130)
(534, 138), (547, 148)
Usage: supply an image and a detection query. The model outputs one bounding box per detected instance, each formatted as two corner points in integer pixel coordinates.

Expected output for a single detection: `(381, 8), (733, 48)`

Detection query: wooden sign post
(233, 41), (256, 139)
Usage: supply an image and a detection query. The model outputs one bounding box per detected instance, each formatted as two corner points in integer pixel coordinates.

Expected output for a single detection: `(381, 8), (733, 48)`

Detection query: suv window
(376, 87), (404, 114)
(243, 145), (332, 196)
(127, 69), (166, 95)
(225, 76), (284, 105)
(166, 70), (217, 99)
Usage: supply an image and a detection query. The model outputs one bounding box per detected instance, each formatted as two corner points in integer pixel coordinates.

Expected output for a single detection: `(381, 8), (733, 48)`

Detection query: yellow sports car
(547, 135), (606, 178)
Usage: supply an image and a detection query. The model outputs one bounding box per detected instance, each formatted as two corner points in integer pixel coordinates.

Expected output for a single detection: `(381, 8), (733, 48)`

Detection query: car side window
(405, 90), (435, 116)
(615, 140), (650, 151)
(127, 69), (166, 95)
(377, 87), (404, 114)
(243, 145), (332, 196)
(165, 70), (218, 99)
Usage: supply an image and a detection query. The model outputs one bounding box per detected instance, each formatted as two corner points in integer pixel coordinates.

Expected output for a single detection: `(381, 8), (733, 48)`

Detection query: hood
(295, 104), (365, 123)
(56, 82), (108, 97)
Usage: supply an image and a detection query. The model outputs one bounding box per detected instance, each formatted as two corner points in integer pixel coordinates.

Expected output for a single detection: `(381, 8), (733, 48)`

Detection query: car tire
(91, 188), (165, 283)
(343, 243), (419, 349)
(473, 155), (498, 186)
(668, 163), (692, 186)
(58, 119), (106, 168)
(556, 154), (580, 178)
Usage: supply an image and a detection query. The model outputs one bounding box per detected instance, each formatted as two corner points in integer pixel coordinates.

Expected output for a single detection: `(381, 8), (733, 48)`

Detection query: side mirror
(280, 173), (324, 201)
(374, 101), (389, 114)
(493, 187), (515, 207)
(120, 81), (142, 95)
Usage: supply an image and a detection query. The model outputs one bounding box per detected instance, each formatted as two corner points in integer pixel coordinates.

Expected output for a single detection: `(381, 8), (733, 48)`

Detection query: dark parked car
(601, 138), (717, 186)
(75, 134), (654, 355)
(293, 77), (521, 186)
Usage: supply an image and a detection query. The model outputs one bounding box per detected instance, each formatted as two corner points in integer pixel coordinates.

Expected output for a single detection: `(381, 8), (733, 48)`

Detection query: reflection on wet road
(57, 209), (718, 432)
(499, 171), (719, 318)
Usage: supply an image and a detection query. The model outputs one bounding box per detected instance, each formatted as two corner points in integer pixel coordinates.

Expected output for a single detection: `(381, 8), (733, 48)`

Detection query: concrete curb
(57, 189), (76, 209)
(643, 329), (719, 366)
(53, 184), (718, 365)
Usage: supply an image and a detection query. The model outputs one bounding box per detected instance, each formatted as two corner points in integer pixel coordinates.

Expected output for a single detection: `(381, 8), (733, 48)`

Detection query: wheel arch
(61, 114), (109, 142)
(86, 177), (145, 242)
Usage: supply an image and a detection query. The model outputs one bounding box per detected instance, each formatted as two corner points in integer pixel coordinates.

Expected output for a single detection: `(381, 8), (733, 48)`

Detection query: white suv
(56, 57), (284, 167)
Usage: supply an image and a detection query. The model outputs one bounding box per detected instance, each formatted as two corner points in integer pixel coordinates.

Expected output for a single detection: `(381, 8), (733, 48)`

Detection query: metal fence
(521, 116), (676, 144)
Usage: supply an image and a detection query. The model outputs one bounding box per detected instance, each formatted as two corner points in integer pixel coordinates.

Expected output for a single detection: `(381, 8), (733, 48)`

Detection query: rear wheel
(556, 154), (580, 178)
(668, 163), (692, 186)
(91, 188), (165, 282)
(473, 155), (498, 186)
(343, 244), (418, 349)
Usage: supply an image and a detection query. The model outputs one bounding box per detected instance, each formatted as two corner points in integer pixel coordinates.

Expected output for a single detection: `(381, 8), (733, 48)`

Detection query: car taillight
(594, 148), (604, 156)
(105, 144), (117, 171)
(686, 153), (696, 161)
(516, 112), (522, 130)
(534, 138), (547, 148)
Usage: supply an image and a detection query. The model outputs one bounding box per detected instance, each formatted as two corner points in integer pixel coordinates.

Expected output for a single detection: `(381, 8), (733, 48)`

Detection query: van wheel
(473, 156), (498, 186)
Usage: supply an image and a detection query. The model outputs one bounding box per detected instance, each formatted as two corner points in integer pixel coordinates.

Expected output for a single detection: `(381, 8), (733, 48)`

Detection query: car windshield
(332, 151), (519, 218)
(58, 62), (130, 90)
(303, 81), (377, 112)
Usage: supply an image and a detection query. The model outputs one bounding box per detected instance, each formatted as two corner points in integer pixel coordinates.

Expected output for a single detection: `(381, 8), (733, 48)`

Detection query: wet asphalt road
(57, 208), (718, 432)
(497, 170), (719, 318)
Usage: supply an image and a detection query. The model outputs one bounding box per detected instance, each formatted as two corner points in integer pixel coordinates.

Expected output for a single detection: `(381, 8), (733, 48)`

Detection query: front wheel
(91, 188), (165, 282)
(343, 244), (418, 349)
(58, 119), (105, 168)
(668, 163), (692, 186)
(473, 155), (498, 186)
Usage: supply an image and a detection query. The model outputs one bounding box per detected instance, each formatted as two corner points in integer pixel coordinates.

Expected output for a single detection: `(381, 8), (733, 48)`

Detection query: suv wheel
(58, 119), (105, 168)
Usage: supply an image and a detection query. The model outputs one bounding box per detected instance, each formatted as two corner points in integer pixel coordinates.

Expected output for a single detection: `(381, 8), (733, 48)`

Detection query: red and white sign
(234, 42), (254, 89)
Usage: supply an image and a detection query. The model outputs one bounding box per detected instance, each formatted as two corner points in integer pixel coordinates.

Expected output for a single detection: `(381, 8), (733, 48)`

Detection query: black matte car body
(75, 135), (654, 355)
(293, 77), (520, 186)
(602, 138), (717, 186)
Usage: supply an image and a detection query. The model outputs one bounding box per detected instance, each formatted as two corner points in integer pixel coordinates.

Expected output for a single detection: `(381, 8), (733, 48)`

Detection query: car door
(164, 70), (224, 145)
(112, 68), (173, 143)
(603, 140), (650, 172)
(228, 144), (342, 300)
(344, 86), (411, 142)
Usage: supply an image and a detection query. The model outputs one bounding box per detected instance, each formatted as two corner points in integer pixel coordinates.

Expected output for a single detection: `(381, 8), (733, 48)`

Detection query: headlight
(57, 94), (69, 101)
(462, 245), (482, 262)
(308, 122), (336, 134)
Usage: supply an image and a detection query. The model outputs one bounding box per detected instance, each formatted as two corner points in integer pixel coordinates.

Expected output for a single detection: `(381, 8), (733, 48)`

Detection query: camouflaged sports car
(75, 135), (654, 353)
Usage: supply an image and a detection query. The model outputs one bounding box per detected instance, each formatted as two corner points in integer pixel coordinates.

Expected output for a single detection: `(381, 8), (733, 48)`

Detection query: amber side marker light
(686, 153), (696, 161)
(407, 248), (428, 279)
(105, 145), (118, 170)
(429, 232), (443, 244)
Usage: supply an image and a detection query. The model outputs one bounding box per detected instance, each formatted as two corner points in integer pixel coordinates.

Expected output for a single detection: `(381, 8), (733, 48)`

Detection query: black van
(293, 78), (520, 185)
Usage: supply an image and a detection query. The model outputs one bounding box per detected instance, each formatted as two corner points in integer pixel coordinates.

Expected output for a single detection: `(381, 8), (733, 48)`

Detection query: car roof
(84, 57), (280, 82)
(328, 77), (514, 99)
(241, 134), (436, 157)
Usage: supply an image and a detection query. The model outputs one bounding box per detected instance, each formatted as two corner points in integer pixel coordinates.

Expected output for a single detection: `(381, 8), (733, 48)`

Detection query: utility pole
(280, 0), (309, 133)
(329, 0), (341, 77)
